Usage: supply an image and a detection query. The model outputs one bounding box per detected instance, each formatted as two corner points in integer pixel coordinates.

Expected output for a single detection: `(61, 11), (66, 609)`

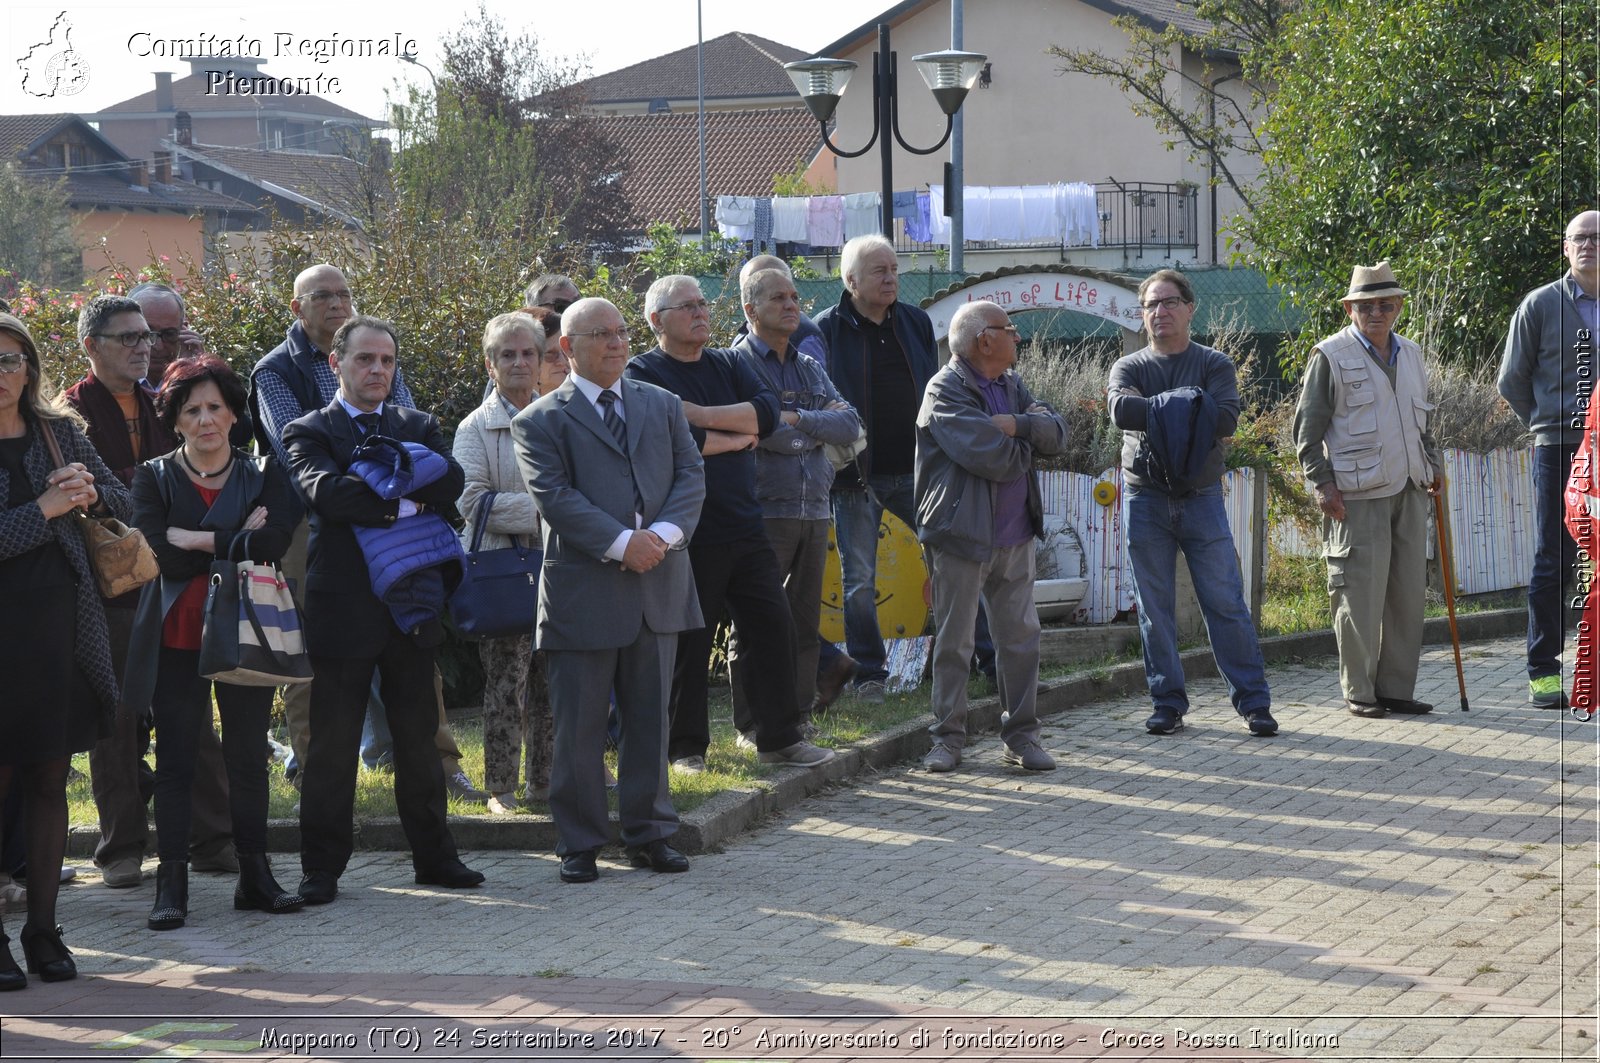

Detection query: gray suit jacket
(512, 375), (706, 652)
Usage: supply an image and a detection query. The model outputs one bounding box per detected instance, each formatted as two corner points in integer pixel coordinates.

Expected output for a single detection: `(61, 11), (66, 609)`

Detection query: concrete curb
(68, 608), (1526, 860)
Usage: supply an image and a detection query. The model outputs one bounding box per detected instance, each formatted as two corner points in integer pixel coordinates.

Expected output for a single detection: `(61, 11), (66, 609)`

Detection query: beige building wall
(827, 0), (1252, 265)
(73, 210), (205, 280)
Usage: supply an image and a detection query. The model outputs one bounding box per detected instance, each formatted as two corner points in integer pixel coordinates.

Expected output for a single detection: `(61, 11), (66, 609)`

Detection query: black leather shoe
(0, 932), (24, 991)
(626, 839), (689, 874)
(559, 850), (598, 884)
(147, 861), (188, 931)
(414, 859), (485, 889)
(19, 923), (74, 982)
(298, 870), (339, 906)
(1377, 696), (1434, 715)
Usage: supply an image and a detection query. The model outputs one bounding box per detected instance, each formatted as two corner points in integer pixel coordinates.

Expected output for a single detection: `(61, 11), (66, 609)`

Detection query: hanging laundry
(891, 190), (918, 220)
(807, 195), (845, 246)
(842, 192), (883, 239)
(771, 196), (810, 242)
(904, 191), (933, 243)
(716, 195), (756, 240)
(987, 185), (1025, 242)
(927, 184), (951, 244)
(753, 197), (774, 250)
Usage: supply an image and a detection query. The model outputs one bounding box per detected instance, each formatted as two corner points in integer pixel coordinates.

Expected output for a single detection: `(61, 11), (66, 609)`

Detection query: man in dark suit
(512, 298), (706, 884)
(282, 315), (483, 904)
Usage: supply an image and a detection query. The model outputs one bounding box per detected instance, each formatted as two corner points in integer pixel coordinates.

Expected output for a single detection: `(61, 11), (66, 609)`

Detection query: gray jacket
(731, 335), (861, 521)
(913, 357), (1068, 562)
(1497, 274), (1597, 446)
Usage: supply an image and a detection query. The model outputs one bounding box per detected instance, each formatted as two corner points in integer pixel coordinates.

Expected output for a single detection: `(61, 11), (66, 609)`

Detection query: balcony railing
(889, 179), (1198, 257)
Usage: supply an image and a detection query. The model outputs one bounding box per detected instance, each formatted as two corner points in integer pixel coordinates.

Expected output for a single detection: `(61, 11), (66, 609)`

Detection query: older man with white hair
(815, 234), (937, 700)
(915, 302), (1067, 772)
(1294, 262), (1442, 719)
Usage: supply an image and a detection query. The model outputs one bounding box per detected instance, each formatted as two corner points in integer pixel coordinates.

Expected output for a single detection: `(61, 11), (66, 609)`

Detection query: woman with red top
(124, 356), (303, 931)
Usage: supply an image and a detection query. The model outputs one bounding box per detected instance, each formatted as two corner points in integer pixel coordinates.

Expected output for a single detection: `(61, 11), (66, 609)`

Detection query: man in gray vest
(1294, 262), (1443, 718)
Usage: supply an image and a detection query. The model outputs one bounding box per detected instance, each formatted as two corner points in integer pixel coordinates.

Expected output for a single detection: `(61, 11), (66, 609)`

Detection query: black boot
(0, 922), (24, 990)
(147, 862), (187, 931)
(234, 854), (305, 914)
(18, 923), (73, 981)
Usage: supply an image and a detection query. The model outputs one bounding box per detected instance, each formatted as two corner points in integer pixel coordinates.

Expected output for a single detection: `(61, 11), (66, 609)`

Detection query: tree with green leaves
(1240, 0), (1595, 368)
(0, 163), (81, 296)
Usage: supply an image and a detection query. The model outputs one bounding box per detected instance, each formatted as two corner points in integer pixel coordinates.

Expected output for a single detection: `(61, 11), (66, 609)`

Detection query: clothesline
(714, 182), (1100, 250)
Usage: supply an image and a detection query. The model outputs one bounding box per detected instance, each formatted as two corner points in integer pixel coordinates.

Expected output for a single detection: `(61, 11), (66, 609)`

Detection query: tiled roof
(61, 171), (255, 214)
(572, 32), (808, 105)
(96, 71), (377, 123)
(173, 142), (367, 221)
(591, 107), (823, 229)
(0, 112), (123, 162)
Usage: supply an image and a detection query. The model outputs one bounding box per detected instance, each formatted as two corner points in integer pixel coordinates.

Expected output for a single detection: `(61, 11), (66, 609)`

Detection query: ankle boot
(234, 853), (305, 914)
(147, 862), (188, 931)
(18, 922), (74, 981)
(0, 922), (24, 990)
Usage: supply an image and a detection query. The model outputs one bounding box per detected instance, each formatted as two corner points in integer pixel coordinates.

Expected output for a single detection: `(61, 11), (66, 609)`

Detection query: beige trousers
(1324, 484), (1430, 704)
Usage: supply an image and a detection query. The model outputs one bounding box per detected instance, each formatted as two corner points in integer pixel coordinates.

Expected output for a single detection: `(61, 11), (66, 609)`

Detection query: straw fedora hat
(1340, 261), (1408, 302)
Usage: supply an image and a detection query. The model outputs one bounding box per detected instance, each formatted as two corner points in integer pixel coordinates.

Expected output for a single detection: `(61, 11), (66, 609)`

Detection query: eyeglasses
(539, 298), (575, 313)
(152, 327), (185, 345)
(660, 299), (710, 315)
(301, 289), (354, 305)
(573, 327), (631, 343)
(0, 352), (27, 374)
(1567, 233), (1600, 246)
(93, 330), (157, 348)
(979, 324), (1021, 339)
(1351, 301), (1400, 316)
(1140, 297), (1189, 313)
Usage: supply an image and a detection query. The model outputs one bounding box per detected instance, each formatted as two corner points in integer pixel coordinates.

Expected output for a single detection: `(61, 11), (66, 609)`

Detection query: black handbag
(447, 491), (541, 640)
(198, 535), (313, 687)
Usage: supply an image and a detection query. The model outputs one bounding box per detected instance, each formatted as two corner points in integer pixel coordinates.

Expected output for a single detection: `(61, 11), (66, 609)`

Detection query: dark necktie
(355, 412), (381, 435)
(596, 390), (627, 452)
(597, 390), (646, 519)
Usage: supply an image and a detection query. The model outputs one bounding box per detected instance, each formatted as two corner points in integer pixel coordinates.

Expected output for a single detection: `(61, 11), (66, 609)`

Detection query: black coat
(122, 450), (296, 714)
(282, 402), (464, 658)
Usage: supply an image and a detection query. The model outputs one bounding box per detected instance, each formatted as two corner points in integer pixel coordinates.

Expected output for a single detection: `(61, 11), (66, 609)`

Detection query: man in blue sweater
(1107, 270), (1276, 737)
(1497, 210), (1600, 710)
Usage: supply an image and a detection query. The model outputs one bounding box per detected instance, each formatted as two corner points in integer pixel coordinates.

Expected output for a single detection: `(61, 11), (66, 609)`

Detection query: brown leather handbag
(41, 421), (159, 598)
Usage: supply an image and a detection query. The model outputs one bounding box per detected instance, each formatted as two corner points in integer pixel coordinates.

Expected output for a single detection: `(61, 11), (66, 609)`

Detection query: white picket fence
(1039, 466), (1260, 624)
(1045, 446), (1532, 624)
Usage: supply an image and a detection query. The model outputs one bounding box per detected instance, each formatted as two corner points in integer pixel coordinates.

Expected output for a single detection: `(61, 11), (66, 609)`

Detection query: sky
(3, 1), (879, 126)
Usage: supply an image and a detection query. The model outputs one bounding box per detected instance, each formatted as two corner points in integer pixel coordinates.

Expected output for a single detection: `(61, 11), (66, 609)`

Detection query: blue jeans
(359, 674), (392, 769)
(1125, 485), (1269, 715)
(1529, 443), (1579, 679)
(832, 475), (918, 684)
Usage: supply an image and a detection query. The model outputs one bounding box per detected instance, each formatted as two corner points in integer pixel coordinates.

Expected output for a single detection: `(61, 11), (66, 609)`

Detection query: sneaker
(1145, 706), (1185, 734)
(1530, 675), (1567, 709)
(101, 856), (144, 889)
(445, 770), (490, 804)
(923, 742), (961, 773)
(734, 730), (757, 751)
(1003, 740), (1057, 771)
(757, 741), (836, 768)
(1243, 708), (1279, 736)
(0, 873), (24, 911)
(853, 679), (887, 704)
(486, 792), (521, 815)
(671, 755), (706, 774)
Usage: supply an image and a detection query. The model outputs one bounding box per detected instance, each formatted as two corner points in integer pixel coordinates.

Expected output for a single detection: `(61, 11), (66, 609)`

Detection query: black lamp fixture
(785, 25), (985, 236)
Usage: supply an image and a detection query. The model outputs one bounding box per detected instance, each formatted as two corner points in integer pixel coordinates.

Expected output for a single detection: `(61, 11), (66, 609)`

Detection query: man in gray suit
(512, 298), (707, 884)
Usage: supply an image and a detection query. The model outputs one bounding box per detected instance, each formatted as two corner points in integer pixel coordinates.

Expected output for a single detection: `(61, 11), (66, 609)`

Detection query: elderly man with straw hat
(1293, 262), (1444, 718)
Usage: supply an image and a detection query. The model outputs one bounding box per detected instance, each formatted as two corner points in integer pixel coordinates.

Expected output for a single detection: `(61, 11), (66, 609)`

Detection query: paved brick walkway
(1, 637), (1594, 1061)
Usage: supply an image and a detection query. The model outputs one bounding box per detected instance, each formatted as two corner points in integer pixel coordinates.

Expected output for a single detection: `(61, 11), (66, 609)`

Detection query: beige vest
(1316, 327), (1434, 500)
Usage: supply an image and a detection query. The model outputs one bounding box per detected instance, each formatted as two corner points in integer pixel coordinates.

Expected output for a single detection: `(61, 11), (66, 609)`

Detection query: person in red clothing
(122, 357), (304, 931)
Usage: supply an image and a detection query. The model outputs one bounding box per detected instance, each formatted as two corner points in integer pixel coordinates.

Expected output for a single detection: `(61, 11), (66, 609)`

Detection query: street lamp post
(784, 24), (984, 238)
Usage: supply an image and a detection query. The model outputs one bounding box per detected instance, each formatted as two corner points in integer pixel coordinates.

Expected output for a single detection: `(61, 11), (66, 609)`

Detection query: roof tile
(591, 107), (823, 229)
(574, 31), (808, 105)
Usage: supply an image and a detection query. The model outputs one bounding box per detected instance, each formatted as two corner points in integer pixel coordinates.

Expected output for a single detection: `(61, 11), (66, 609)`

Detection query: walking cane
(1433, 486), (1469, 711)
